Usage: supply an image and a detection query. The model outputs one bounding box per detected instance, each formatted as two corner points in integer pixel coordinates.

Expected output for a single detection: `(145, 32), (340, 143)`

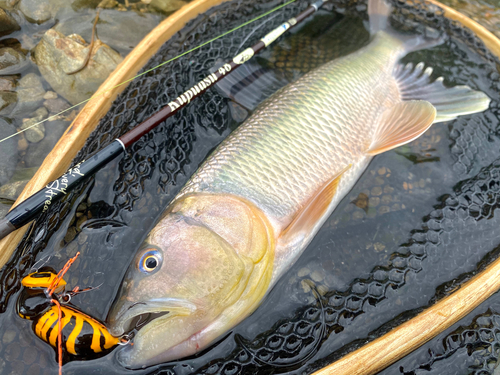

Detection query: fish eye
(138, 249), (162, 274)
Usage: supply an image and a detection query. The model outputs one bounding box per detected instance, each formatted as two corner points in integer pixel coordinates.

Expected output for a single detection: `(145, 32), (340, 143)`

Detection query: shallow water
(0, 0), (500, 375)
(0, 0), (176, 220)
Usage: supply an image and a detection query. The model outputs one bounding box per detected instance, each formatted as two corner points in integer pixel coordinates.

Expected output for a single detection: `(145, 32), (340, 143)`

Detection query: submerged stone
(24, 120), (68, 168)
(21, 107), (48, 143)
(150, 0), (187, 13)
(0, 9), (20, 36)
(0, 47), (27, 75)
(19, 0), (52, 24)
(11, 73), (45, 117)
(0, 91), (17, 115)
(0, 77), (16, 91)
(35, 29), (123, 105)
(0, 180), (28, 201)
(53, 9), (162, 55)
(43, 97), (70, 114)
(0, 119), (18, 185)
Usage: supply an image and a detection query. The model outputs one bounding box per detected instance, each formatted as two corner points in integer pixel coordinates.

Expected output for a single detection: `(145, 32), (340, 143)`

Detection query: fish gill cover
(0, 0), (499, 374)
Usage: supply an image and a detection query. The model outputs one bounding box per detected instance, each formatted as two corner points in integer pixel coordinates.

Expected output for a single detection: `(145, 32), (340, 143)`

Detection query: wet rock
(24, 120), (68, 168)
(54, 9), (162, 55)
(21, 107), (48, 143)
(150, 0), (187, 13)
(0, 0), (20, 9)
(17, 133), (28, 151)
(19, 0), (52, 24)
(8, 166), (37, 182)
(0, 202), (10, 220)
(0, 180), (28, 201)
(43, 90), (57, 99)
(11, 73), (46, 116)
(0, 118), (18, 185)
(44, 97), (70, 114)
(0, 77), (15, 91)
(0, 91), (17, 115)
(0, 9), (20, 36)
(70, 0), (102, 10)
(36, 29), (123, 105)
(98, 0), (118, 8)
(0, 47), (27, 75)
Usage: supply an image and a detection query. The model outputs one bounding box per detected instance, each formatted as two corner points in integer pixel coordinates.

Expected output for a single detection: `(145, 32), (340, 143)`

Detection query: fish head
(108, 194), (274, 368)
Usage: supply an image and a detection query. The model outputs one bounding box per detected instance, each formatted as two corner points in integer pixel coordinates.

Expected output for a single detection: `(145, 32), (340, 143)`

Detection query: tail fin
(368, 0), (391, 35)
(368, 0), (444, 52)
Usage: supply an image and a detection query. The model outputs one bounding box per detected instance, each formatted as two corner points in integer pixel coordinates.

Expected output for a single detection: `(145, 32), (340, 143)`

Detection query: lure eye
(138, 249), (162, 274)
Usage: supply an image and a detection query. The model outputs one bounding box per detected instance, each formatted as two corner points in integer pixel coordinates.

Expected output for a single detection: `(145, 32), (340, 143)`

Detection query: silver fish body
(180, 32), (406, 282)
(108, 0), (490, 368)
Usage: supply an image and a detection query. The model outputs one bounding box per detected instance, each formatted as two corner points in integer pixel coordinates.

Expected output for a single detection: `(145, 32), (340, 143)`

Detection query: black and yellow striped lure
(16, 267), (120, 362)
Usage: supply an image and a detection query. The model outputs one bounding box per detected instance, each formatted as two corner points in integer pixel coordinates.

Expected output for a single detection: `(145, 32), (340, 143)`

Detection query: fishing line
(0, 0), (297, 144)
(0, 0), (327, 244)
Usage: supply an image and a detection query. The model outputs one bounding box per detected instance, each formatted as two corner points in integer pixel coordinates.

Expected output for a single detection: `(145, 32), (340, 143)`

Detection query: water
(0, 0), (499, 374)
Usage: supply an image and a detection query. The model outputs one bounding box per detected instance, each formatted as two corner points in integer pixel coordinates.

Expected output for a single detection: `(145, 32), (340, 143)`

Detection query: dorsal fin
(366, 100), (436, 155)
(280, 165), (351, 243)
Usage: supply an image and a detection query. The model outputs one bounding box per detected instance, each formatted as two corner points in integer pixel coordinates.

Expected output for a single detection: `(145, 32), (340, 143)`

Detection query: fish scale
(108, 0), (490, 368)
(180, 35), (401, 227)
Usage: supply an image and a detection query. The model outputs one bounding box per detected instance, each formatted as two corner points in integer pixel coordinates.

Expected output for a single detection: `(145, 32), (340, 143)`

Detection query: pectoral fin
(280, 165), (351, 243)
(366, 100), (436, 155)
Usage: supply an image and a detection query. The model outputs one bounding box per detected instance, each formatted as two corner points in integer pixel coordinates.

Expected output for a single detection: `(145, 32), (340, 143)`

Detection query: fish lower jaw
(117, 327), (209, 369)
(109, 298), (197, 337)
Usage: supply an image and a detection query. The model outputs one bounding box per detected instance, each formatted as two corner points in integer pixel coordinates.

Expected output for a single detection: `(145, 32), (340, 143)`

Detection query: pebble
(19, 0), (52, 24)
(0, 118), (18, 185)
(0, 8), (20, 36)
(150, 0), (187, 13)
(24, 120), (68, 168)
(0, 91), (17, 115)
(54, 9), (162, 55)
(36, 29), (123, 105)
(0, 47), (26, 75)
(17, 133), (28, 151)
(43, 97), (70, 114)
(43, 91), (57, 100)
(0, 77), (15, 91)
(0, 202), (10, 220)
(11, 73), (46, 117)
(21, 107), (48, 143)
(0, 180), (28, 201)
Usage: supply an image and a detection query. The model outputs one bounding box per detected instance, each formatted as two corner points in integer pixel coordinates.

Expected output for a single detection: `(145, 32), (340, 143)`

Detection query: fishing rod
(0, 0), (328, 241)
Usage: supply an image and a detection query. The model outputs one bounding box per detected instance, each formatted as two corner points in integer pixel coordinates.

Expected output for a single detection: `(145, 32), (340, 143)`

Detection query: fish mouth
(109, 298), (197, 337)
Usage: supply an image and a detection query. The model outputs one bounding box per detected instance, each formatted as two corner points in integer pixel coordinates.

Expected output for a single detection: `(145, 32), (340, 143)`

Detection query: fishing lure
(16, 262), (120, 365)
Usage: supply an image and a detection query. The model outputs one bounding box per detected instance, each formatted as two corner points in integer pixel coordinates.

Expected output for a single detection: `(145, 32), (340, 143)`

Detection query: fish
(107, 0), (491, 368)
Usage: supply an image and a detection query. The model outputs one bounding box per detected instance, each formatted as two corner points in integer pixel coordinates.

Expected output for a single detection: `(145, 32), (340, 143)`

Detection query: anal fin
(367, 100), (436, 155)
(394, 62), (491, 122)
(280, 165), (351, 243)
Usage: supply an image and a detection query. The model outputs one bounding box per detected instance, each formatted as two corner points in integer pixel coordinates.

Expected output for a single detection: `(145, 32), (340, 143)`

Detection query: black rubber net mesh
(0, 0), (500, 374)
